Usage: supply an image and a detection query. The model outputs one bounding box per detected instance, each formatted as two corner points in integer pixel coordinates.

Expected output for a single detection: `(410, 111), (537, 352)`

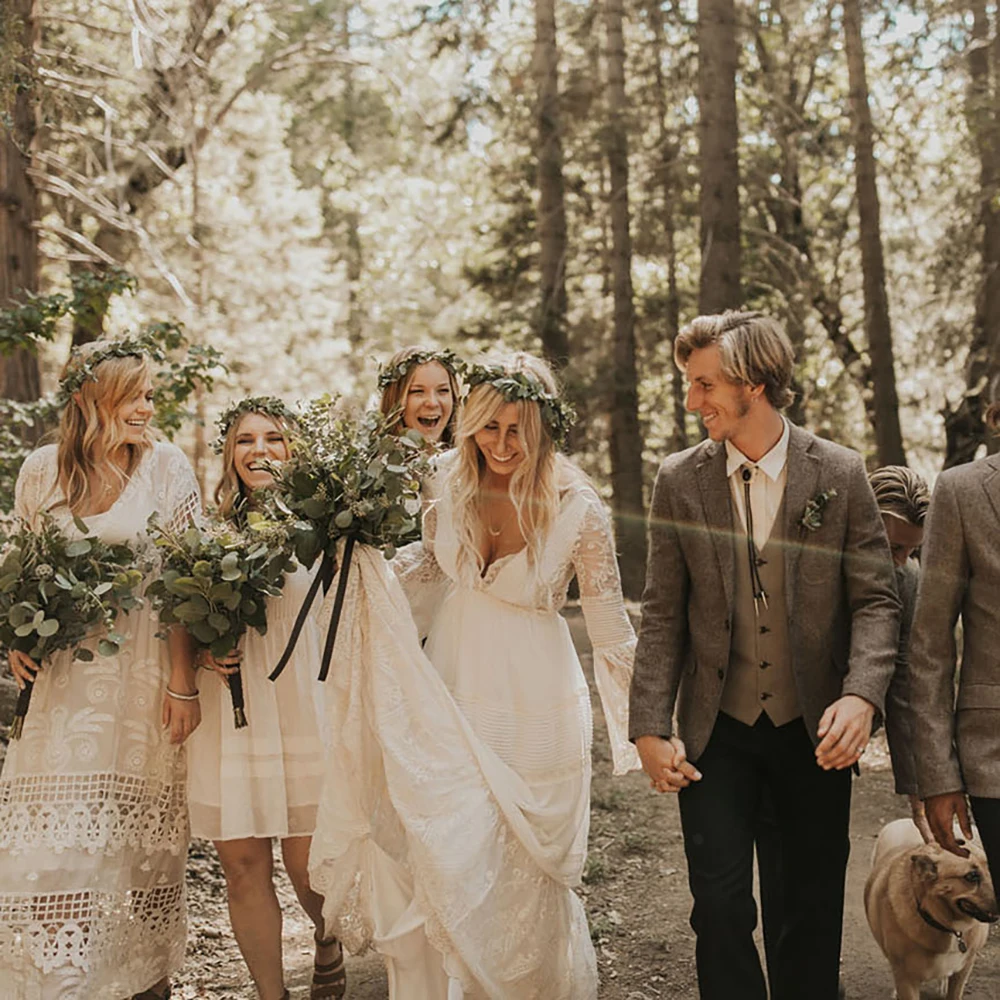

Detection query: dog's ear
(911, 853), (939, 883)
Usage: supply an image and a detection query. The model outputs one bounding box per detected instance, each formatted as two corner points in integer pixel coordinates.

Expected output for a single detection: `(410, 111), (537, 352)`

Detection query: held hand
(925, 792), (974, 858)
(636, 735), (702, 794)
(8, 650), (41, 689)
(198, 648), (242, 677)
(162, 688), (201, 745)
(815, 694), (875, 771)
(909, 794), (934, 844)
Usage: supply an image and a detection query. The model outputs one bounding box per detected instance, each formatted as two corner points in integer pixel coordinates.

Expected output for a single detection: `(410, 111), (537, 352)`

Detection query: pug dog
(865, 818), (998, 1000)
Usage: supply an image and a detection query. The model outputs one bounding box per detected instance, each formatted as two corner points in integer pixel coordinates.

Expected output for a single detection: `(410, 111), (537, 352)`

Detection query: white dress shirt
(725, 419), (791, 551)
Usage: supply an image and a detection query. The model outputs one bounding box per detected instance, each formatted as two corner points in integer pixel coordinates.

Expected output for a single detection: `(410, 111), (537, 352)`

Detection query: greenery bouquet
(265, 397), (432, 681)
(146, 513), (293, 728)
(0, 516), (145, 739)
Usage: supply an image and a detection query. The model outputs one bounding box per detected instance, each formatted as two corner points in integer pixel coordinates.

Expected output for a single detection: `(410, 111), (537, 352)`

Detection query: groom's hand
(636, 735), (702, 793)
(815, 694), (875, 771)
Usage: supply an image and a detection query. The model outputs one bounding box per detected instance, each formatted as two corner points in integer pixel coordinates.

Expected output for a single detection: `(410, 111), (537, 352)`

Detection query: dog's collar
(916, 903), (968, 953)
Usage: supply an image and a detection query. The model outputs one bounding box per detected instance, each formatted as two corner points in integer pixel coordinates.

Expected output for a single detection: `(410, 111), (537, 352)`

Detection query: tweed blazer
(629, 424), (901, 763)
(910, 454), (1000, 799)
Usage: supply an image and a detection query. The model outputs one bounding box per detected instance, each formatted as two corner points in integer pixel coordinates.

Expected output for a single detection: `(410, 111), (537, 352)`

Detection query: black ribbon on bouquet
(269, 536), (355, 684)
(9, 678), (34, 740)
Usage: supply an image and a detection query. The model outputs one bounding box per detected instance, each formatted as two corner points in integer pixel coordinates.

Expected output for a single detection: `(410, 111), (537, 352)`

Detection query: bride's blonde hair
(446, 351), (580, 582)
(56, 345), (156, 513)
(214, 409), (294, 520)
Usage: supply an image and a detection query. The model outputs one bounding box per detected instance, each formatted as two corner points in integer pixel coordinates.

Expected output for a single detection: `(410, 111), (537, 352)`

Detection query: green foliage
(0, 514), (145, 664)
(267, 398), (432, 566)
(146, 514), (293, 660)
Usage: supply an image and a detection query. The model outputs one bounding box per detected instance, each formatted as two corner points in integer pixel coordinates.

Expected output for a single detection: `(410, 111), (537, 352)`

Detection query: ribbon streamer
(269, 549), (337, 682)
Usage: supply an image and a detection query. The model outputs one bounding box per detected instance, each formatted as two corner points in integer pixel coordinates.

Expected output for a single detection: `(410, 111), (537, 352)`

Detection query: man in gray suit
(909, 404), (1000, 879)
(630, 311), (900, 1000)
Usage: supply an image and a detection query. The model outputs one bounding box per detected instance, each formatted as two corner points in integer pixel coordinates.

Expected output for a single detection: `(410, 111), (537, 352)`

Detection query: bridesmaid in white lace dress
(308, 351), (640, 1000)
(186, 398), (341, 1000)
(0, 343), (201, 1000)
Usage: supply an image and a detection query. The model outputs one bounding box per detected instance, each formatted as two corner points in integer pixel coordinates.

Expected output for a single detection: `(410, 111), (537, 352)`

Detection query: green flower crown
(376, 348), (464, 391)
(464, 364), (576, 447)
(213, 396), (297, 454)
(58, 333), (165, 401)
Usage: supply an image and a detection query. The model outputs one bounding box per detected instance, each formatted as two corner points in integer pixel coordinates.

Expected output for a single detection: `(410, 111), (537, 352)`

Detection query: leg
(969, 797), (1000, 887)
(755, 786), (784, 991)
(214, 838), (285, 1000)
(678, 713), (768, 1000)
(764, 719), (851, 1000)
(280, 836), (346, 1000)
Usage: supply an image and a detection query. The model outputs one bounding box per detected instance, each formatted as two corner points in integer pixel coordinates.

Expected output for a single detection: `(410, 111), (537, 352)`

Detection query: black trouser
(970, 797), (1000, 890)
(678, 712), (852, 1000)
(755, 788), (784, 991)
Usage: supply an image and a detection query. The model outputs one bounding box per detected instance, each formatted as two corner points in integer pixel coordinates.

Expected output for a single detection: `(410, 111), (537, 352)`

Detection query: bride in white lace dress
(308, 352), (639, 999)
(0, 344), (201, 1000)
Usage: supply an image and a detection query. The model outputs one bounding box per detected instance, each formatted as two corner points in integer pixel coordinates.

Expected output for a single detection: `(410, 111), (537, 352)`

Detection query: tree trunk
(843, 0), (906, 466)
(604, 0), (647, 597)
(533, 0), (570, 368)
(0, 0), (41, 401)
(648, 0), (687, 452)
(945, 0), (1000, 466)
(697, 0), (741, 314)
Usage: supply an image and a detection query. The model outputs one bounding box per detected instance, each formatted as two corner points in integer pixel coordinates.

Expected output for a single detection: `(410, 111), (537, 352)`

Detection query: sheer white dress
(0, 442), (200, 1000)
(186, 562), (327, 841)
(307, 476), (639, 1000)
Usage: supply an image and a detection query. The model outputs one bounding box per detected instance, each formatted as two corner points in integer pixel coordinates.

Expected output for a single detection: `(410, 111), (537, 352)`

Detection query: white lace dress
(186, 562), (327, 841)
(307, 478), (639, 1000)
(0, 442), (200, 1000)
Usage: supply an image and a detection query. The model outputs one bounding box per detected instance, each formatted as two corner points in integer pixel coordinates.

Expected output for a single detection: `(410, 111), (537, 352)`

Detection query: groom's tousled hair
(674, 310), (796, 410)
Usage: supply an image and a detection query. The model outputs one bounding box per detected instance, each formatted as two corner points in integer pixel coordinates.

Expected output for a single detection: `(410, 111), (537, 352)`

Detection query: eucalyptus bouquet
(266, 397), (432, 681)
(0, 515), (145, 739)
(146, 513), (293, 728)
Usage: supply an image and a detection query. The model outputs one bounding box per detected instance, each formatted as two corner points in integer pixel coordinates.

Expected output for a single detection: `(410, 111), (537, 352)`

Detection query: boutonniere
(800, 488), (838, 531)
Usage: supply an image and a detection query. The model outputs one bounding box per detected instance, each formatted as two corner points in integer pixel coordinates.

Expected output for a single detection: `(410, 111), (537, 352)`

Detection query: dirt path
(169, 608), (1000, 999)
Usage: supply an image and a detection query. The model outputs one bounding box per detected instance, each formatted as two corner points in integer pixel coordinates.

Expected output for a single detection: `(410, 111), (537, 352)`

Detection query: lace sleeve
(13, 447), (58, 527)
(153, 443), (203, 532)
(571, 492), (641, 775)
(391, 502), (450, 639)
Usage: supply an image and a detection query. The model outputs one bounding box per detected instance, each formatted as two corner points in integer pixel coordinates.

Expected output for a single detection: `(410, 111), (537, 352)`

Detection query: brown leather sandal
(131, 986), (171, 1000)
(312, 932), (347, 999)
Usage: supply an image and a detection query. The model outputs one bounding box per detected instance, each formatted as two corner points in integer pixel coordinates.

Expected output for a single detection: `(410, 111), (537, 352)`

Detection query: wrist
(169, 665), (198, 694)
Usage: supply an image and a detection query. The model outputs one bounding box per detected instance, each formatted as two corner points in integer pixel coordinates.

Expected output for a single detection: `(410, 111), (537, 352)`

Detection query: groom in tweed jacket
(630, 312), (900, 1000)
(909, 405), (1000, 880)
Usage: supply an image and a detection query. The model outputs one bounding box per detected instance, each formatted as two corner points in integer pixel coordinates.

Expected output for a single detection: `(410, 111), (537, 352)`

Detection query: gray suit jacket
(884, 559), (920, 796)
(910, 455), (1000, 799)
(629, 424), (901, 763)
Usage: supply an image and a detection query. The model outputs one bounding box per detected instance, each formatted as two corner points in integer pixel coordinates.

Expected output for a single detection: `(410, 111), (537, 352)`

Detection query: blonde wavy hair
(56, 346), (156, 514)
(214, 409), (294, 520)
(675, 310), (796, 410)
(445, 351), (582, 584)
(379, 346), (461, 446)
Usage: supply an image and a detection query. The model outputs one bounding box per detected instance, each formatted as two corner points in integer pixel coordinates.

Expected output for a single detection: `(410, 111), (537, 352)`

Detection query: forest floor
(3, 608), (999, 999)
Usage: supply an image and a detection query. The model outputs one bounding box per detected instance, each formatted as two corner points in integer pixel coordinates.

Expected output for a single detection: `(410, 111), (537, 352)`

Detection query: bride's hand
(198, 649), (242, 677)
(636, 735), (702, 793)
(8, 650), (41, 689)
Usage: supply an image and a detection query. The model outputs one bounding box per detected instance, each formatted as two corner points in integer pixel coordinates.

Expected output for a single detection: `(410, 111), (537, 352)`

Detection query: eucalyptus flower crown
(464, 363), (576, 448)
(213, 396), (297, 454)
(58, 334), (165, 402)
(376, 348), (464, 391)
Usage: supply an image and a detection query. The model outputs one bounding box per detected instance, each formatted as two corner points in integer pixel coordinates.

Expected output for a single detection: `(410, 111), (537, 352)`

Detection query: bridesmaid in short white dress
(185, 399), (340, 1000)
(0, 345), (201, 1000)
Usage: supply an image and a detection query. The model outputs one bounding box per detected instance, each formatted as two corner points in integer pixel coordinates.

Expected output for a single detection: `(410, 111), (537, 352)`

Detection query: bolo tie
(742, 465), (769, 616)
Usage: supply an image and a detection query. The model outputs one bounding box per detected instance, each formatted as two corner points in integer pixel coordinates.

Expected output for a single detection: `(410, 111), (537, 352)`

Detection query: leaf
(72, 515), (90, 535)
(97, 638), (120, 657)
(54, 573), (73, 590)
(192, 560), (214, 577)
(334, 510), (354, 529)
(208, 582), (233, 602)
(14, 623), (36, 637)
(36, 618), (59, 637)
(65, 539), (92, 557)
(302, 498), (328, 520)
(94, 582), (113, 596)
(207, 612), (231, 634)
(189, 619), (218, 645)
(75, 647), (95, 662)
(173, 600), (208, 623)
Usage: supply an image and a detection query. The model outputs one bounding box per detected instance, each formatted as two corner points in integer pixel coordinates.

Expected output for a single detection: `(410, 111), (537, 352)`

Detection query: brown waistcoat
(720, 497), (802, 727)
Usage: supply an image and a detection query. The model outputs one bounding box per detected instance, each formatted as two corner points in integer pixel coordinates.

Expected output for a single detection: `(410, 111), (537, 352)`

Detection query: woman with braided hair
(188, 397), (343, 1000)
(0, 340), (200, 1000)
(868, 464), (932, 840)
